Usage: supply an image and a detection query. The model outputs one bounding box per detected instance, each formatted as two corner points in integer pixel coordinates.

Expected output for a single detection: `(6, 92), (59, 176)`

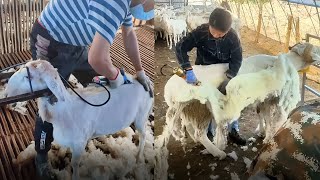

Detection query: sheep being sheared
(240, 42), (320, 140)
(155, 42), (320, 180)
(5, 60), (153, 180)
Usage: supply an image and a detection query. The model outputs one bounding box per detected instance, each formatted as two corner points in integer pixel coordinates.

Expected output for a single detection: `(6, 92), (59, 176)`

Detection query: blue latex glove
(185, 69), (198, 84)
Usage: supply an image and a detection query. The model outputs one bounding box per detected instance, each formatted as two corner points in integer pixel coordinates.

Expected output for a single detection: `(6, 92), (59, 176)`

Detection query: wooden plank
(0, 1), (4, 54)
(16, 0), (22, 52)
(0, 55), (8, 69)
(3, 0), (9, 53)
(0, 108), (11, 136)
(22, 0), (26, 51)
(2, 53), (14, 67)
(295, 17), (300, 43)
(3, 137), (17, 179)
(0, 137), (15, 180)
(0, 147), (8, 180)
(9, 0), (14, 53)
(0, 109), (6, 137)
(4, 108), (18, 134)
(26, 0), (29, 49)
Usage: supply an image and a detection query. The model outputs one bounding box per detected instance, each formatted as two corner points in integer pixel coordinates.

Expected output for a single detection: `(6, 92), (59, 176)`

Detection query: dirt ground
(154, 26), (320, 179)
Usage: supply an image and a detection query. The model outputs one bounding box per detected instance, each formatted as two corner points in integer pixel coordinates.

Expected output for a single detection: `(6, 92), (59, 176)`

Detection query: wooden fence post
(285, 15), (293, 52)
(255, 3), (263, 42)
(295, 17), (301, 43)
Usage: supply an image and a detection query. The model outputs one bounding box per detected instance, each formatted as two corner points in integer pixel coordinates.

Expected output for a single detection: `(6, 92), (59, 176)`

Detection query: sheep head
(5, 60), (67, 102)
(290, 42), (320, 67)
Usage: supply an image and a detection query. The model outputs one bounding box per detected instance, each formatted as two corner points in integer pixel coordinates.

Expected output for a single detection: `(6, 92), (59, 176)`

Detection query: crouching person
(175, 7), (246, 145)
(30, 0), (154, 179)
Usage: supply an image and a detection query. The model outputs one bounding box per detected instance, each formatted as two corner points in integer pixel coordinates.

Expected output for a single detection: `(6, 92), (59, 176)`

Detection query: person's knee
(34, 115), (54, 154)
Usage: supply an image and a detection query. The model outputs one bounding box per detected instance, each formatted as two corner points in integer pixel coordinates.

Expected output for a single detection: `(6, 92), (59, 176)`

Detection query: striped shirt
(39, 0), (133, 46)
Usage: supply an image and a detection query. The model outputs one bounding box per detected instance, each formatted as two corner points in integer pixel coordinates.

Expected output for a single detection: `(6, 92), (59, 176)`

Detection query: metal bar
(300, 72), (306, 105)
(0, 89), (51, 107)
(300, 33), (320, 105)
(305, 85), (320, 97)
(306, 33), (320, 40)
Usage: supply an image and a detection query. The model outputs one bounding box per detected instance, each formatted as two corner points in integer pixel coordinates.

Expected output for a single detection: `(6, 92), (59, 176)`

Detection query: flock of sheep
(154, 4), (241, 49)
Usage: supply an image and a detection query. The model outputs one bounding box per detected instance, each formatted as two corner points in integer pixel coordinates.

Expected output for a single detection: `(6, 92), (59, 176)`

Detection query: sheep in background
(154, 5), (241, 48)
(155, 42), (320, 180)
(160, 12), (187, 49)
(5, 60), (153, 180)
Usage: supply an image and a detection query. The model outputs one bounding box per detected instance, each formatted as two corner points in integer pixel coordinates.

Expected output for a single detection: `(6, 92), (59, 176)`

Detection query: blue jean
(207, 120), (239, 136)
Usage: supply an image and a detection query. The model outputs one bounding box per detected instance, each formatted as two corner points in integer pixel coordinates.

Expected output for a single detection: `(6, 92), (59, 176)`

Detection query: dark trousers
(30, 20), (98, 154)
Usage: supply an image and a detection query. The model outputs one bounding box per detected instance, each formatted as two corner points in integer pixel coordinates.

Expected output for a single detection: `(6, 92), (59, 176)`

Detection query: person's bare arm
(88, 32), (118, 80)
(121, 25), (143, 72)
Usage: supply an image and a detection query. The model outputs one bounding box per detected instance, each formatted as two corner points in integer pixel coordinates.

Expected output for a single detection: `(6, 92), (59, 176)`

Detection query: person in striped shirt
(30, 0), (154, 179)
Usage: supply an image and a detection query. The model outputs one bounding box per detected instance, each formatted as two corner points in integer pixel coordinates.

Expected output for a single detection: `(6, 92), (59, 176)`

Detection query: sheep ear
(37, 62), (66, 102)
(310, 52), (320, 64)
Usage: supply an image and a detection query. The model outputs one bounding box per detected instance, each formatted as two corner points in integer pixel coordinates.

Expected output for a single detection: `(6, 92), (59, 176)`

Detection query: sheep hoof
(218, 152), (227, 160)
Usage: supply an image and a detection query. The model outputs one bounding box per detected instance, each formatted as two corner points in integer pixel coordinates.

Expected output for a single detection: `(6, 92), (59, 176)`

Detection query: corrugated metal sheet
(0, 26), (154, 180)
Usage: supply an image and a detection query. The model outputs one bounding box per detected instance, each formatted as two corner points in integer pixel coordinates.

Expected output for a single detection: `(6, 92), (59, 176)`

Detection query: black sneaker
(228, 128), (247, 146)
(35, 154), (57, 180)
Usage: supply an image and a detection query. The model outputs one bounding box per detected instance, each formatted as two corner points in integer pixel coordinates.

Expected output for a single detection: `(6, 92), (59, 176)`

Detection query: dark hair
(209, 8), (232, 32)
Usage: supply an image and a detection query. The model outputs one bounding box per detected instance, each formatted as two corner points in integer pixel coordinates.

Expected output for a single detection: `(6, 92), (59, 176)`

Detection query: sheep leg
(165, 33), (169, 47)
(162, 104), (185, 146)
(169, 35), (173, 49)
(199, 131), (226, 160)
(135, 122), (146, 163)
(213, 124), (227, 151)
(71, 148), (83, 180)
(256, 105), (266, 138)
(185, 123), (197, 142)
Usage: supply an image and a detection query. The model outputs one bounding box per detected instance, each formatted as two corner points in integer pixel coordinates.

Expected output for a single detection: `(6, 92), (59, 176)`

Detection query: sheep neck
(286, 52), (307, 71)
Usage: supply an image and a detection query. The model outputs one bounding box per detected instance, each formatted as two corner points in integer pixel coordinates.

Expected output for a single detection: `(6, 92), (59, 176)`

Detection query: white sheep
(5, 60), (154, 180)
(154, 42), (320, 180)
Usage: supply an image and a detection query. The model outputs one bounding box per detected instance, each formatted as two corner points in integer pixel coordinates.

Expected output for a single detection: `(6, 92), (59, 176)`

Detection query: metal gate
(300, 33), (320, 104)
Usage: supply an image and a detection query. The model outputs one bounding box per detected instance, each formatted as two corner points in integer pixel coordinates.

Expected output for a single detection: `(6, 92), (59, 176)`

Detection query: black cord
(160, 64), (175, 76)
(0, 61), (111, 107)
(59, 74), (111, 107)
(0, 62), (27, 73)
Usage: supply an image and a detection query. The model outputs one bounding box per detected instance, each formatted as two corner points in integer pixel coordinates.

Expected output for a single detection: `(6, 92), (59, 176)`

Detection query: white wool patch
(227, 151), (238, 161)
(8, 101), (28, 115)
(168, 173), (175, 179)
(300, 111), (320, 125)
(259, 140), (282, 161)
(243, 157), (252, 169)
(252, 147), (258, 152)
(292, 152), (319, 172)
(68, 74), (83, 89)
(283, 119), (304, 144)
(224, 166), (229, 171)
(209, 163), (217, 171)
(210, 175), (219, 180)
(248, 137), (256, 143)
(230, 172), (240, 180)
(240, 146), (248, 151)
(13, 141), (36, 164)
(186, 162), (191, 169)
(17, 123), (154, 180)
